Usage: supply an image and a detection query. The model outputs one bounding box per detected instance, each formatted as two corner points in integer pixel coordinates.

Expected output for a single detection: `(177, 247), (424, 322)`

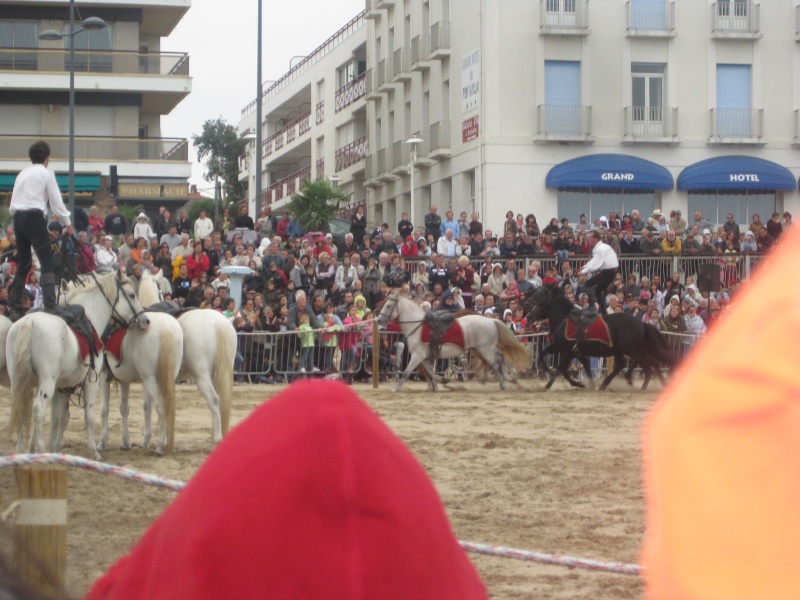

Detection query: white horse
(7, 270), (149, 458)
(138, 271), (236, 445)
(377, 292), (530, 392)
(96, 270), (184, 455)
(0, 314), (12, 387)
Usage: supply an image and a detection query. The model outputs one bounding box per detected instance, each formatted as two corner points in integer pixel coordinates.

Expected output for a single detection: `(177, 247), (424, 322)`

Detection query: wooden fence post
(372, 318), (380, 389)
(13, 465), (67, 594)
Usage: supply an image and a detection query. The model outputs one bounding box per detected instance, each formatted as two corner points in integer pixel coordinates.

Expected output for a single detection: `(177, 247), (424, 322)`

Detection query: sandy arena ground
(0, 377), (660, 599)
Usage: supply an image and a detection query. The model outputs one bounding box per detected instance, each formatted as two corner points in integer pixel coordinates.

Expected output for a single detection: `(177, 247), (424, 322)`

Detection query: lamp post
(406, 136), (423, 232)
(255, 0), (263, 217)
(40, 4), (107, 221)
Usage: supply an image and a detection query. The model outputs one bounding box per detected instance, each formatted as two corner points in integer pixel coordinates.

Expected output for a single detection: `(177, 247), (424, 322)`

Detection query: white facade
(0, 0), (192, 206)
(364, 0), (800, 233)
(238, 13), (368, 217)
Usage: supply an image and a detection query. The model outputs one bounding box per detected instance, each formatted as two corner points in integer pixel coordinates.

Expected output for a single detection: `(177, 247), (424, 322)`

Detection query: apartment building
(364, 0), (800, 233)
(238, 12), (368, 217)
(0, 0), (192, 211)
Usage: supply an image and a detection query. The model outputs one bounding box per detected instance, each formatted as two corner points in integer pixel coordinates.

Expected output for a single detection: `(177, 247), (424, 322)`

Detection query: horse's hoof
(97, 441), (106, 452)
(120, 443), (131, 451)
(154, 449), (164, 457)
(92, 451), (102, 461)
(393, 385), (402, 393)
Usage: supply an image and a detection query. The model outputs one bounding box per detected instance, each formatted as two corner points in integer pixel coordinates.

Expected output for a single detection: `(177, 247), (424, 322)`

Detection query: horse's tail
(494, 321), (531, 371)
(645, 324), (676, 367)
(156, 327), (176, 453)
(8, 320), (36, 444)
(214, 322), (234, 436)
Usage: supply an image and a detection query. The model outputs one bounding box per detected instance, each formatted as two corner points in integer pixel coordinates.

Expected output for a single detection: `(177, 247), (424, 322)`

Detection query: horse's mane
(64, 271), (123, 302)
(138, 270), (162, 307)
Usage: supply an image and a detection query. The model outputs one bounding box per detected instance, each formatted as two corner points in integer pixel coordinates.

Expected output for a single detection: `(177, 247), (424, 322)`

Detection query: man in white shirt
(579, 229), (619, 311)
(193, 209), (214, 241)
(436, 228), (460, 257)
(171, 233), (192, 261)
(8, 141), (71, 319)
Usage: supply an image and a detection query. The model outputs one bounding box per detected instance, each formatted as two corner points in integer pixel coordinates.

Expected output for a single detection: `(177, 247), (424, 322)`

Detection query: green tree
(192, 118), (246, 203)
(286, 177), (351, 232)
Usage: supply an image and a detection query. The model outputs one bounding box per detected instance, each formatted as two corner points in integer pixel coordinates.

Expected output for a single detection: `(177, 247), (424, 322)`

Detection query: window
(688, 191), (773, 226)
(67, 24), (113, 72)
(717, 0), (748, 18)
(547, 0), (576, 11)
(632, 63), (665, 130)
(0, 21), (38, 70)
(716, 64), (751, 137)
(557, 189), (656, 224)
(544, 60), (581, 134)
(630, 0), (667, 30)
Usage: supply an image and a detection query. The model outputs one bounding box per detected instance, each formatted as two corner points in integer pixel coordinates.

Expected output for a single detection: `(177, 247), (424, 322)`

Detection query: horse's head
(376, 291), (400, 326)
(106, 270), (150, 330)
(523, 284), (559, 323)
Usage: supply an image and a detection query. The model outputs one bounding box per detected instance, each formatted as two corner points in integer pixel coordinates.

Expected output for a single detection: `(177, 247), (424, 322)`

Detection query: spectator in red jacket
(186, 241), (210, 279)
(400, 235), (419, 257)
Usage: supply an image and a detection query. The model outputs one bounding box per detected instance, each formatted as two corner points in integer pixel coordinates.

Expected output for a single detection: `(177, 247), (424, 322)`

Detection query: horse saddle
(146, 301), (195, 319)
(421, 311), (465, 353)
(565, 308), (612, 347)
(37, 305), (101, 363)
(569, 305), (599, 328)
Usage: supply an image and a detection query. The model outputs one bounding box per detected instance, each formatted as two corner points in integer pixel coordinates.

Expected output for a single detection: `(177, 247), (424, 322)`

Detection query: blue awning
(677, 156), (796, 191)
(0, 173), (101, 192)
(545, 154), (674, 190)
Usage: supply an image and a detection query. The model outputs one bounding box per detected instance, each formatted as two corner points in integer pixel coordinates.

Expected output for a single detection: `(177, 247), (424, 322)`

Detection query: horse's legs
(139, 380), (153, 450)
(48, 389), (70, 453)
(81, 377), (102, 460)
(142, 377), (166, 456)
(196, 375), (223, 445)
(32, 379), (56, 453)
(599, 353), (627, 391)
(98, 374), (110, 452)
(419, 359), (440, 392)
(119, 381), (131, 450)
(395, 352), (425, 392)
(554, 352), (585, 389)
(576, 356), (595, 390)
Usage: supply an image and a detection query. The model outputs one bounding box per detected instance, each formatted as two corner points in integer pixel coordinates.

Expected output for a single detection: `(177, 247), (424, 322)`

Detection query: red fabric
(401, 239), (419, 257)
(186, 253), (209, 279)
(312, 244), (334, 258)
(564, 318), (612, 346)
(86, 381), (487, 600)
(70, 326), (103, 362)
(104, 328), (127, 365)
(421, 320), (465, 349)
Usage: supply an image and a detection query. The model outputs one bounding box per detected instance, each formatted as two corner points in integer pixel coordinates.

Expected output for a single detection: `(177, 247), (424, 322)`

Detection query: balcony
(376, 59), (389, 90)
(794, 110), (800, 147)
(623, 107), (679, 144)
(711, 2), (761, 39)
(364, 154), (381, 187)
(392, 140), (410, 174)
(535, 105), (593, 143)
(264, 110), (312, 156)
(365, 68), (380, 101)
(335, 136), (368, 172)
(365, 0), (382, 19)
(411, 34), (431, 71)
(0, 134), (188, 162)
(540, 0), (590, 35)
(376, 147), (396, 182)
(626, 1), (676, 37)
(316, 100), (325, 125)
(263, 165), (312, 206)
(796, 6), (800, 42)
(392, 47), (412, 81)
(238, 152), (249, 181)
(335, 72), (367, 112)
(708, 108), (765, 145)
(430, 21), (451, 59)
(0, 47), (189, 76)
(428, 121), (452, 159)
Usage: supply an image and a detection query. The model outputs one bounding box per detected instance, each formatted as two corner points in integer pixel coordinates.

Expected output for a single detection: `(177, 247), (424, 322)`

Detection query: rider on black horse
(579, 229), (619, 313)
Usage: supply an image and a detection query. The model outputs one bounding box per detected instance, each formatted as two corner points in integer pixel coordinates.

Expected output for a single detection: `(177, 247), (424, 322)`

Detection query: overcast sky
(161, 0), (364, 195)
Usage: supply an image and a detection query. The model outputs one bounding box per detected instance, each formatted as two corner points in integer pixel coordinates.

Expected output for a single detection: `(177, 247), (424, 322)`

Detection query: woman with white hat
(133, 211), (155, 241)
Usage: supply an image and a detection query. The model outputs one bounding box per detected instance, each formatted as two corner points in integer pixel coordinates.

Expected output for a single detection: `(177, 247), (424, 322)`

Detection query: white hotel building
(243, 1), (800, 234)
(0, 0), (192, 210)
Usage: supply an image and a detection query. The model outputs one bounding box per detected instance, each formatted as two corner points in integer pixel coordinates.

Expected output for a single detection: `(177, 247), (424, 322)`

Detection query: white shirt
(193, 217), (214, 241)
(10, 164), (71, 226)
(95, 244), (119, 273)
(436, 236), (460, 257)
(580, 241), (619, 274)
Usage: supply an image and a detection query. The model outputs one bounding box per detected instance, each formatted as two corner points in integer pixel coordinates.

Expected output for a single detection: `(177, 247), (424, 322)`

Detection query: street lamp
(40, 4), (107, 221)
(255, 0), (264, 217)
(406, 136), (423, 232)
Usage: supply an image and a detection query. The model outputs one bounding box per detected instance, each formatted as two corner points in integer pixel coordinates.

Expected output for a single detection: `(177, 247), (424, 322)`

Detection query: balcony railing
(0, 134), (188, 162)
(376, 147), (396, 181)
(335, 72), (367, 112)
(536, 105), (592, 141)
(540, 0), (590, 34)
(430, 21), (451, 58)
(711, 2), (761, 37)
(335, 136), (368, 171)
(796, 5), (800, 42)
(242, 10), (366, 116)
(411, 34), (431, 70)
(264, 110), (311, 155)
(623, 106), (678, 141)
(708, 108), (764, 143)
(316, 157), (325, 178)
(376, 59), (388, 90)
(392, 47), (412, 80)
(626, 1), (675, 35)
(365, 154), (378, 184)
(238, 152), (249, 178)
(428, 121), (451, 158)
(0, 47), (189, 75)
(392, 140), (410, 173)
(262, 137), (272, 158)
(263, 165), (312, 206)
(316, 100), (325, 124)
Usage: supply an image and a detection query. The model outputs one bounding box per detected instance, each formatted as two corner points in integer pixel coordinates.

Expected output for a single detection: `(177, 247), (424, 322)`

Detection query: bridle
(88, 272), (147, 330)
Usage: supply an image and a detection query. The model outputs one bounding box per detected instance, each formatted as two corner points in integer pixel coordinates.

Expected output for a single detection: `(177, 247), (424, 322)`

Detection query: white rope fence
(0, 453), (642, 576)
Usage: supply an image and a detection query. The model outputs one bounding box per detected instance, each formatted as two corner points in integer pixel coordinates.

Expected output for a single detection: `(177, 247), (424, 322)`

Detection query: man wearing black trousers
(8, 141), (71, 321)
(579, 229), (619, 311)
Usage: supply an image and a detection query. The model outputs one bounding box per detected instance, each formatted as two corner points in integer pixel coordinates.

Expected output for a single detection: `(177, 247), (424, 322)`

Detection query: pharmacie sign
(118, 183), (189, 199)
(600, 172), (635, 182)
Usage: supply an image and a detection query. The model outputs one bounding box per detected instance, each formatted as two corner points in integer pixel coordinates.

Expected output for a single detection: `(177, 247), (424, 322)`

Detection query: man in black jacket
(424, 206), (442, 246)
(104, 204), (127, 238)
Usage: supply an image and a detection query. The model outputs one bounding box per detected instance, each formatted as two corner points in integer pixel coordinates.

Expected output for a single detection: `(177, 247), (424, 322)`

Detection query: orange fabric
(641, 227), (800, 600)
(87, 380), (487, 600)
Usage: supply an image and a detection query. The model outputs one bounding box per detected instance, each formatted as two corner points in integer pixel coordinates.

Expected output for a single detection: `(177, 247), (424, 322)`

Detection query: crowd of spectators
(0, 200), (784, 379)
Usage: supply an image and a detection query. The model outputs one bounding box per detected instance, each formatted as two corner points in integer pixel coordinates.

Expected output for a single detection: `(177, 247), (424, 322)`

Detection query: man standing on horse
(579, 229), (619, 312)
(8, 141), (71, 321)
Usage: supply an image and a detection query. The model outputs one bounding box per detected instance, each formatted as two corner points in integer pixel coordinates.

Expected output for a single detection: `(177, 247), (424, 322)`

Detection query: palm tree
(285, 177), (351, 232)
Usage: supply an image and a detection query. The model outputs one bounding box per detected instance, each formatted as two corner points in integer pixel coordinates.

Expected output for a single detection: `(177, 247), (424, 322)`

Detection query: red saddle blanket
(420, 320), (465, 349)
(104, 328), (127, 365)
(71, 326), (104, 363)
(564, 318), (613, 347)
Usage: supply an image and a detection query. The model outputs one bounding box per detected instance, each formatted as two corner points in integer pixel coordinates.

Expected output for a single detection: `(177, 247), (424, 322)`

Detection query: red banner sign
(462, 115), (479, 143)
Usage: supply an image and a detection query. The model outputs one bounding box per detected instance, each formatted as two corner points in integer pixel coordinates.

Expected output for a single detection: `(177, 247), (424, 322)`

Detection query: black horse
(523, 284), (674, 391)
